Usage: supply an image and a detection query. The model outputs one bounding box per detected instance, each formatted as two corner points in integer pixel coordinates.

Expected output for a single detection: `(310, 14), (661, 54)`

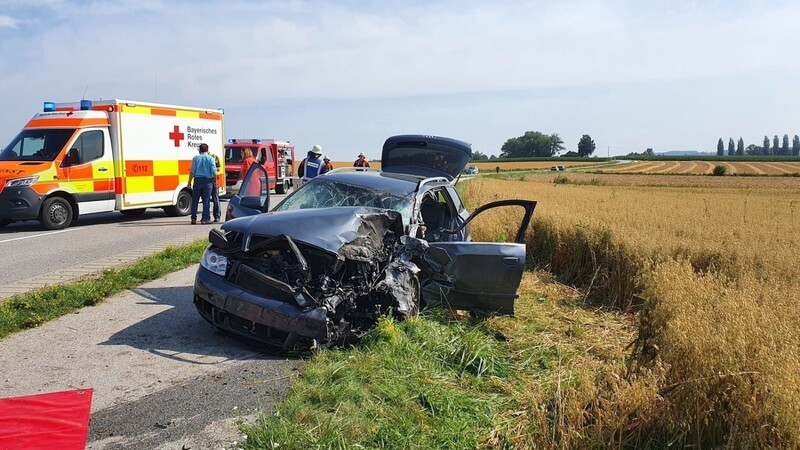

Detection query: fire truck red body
(224, 138), (295, 194)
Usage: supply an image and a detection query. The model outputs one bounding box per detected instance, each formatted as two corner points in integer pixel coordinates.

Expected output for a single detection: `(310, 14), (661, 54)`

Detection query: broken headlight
(200, 248), (228, 276)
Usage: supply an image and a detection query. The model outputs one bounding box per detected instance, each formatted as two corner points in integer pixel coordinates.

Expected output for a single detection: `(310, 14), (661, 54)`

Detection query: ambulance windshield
(0, 129), (75, 162)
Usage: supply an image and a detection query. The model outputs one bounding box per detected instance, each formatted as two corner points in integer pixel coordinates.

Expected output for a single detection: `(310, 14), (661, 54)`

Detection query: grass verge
(0, 239), (208, 340)
(242, 273), (637, 449)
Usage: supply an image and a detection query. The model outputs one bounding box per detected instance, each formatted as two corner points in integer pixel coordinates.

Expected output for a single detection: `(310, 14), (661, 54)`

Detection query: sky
(0, 0), (798, 159)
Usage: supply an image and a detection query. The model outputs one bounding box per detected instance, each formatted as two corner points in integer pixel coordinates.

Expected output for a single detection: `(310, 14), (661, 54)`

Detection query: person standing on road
(187, 143), (217, 225)
(353, 152), (370, 168)
(323, 156), (334, 172)
(210, 152), (222, 223)
(240, 147), (257, 180)
(298, 145), (325, 183)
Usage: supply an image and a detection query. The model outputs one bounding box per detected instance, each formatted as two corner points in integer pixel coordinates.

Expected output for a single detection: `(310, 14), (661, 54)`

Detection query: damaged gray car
(193, 135), (536, 350)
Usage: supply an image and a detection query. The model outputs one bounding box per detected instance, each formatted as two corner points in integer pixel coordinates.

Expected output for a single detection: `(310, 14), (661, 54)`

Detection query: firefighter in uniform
(298, 145), (326, 185)
(353, 152), (370, 168)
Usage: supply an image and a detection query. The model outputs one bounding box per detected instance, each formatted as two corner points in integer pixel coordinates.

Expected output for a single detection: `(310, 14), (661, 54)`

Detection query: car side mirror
(240, 196), (264, 210)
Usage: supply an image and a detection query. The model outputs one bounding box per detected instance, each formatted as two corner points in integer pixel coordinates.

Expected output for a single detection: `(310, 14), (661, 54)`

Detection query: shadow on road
(99, 285), (280, 364)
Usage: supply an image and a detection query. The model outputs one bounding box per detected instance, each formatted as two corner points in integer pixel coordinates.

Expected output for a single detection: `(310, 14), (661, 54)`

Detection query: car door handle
(503, 256), (519, 266)
(98, 167), (108, 172)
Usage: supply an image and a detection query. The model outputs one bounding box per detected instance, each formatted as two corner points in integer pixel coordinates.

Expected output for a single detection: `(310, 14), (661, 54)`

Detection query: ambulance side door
(62, 129), (115, 213)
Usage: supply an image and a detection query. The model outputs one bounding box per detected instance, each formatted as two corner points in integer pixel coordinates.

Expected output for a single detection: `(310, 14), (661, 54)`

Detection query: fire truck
(224, 139), (295, 194)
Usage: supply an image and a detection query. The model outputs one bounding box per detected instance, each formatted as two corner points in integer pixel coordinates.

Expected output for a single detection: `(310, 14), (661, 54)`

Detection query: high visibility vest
(304, 157), (322, 179)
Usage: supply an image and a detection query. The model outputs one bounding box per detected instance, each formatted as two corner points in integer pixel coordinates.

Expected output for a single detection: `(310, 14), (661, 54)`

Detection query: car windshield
(0, 129), (75, 162)
(275, 178), (415, 226)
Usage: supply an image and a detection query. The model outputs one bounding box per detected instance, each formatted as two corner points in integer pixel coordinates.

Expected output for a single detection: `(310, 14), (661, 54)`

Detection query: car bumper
(0, 185), (44, 221)
(193, 265), (331, 348)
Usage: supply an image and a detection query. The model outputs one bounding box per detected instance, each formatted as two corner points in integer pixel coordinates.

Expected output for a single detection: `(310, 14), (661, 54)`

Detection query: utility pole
(607, 146), (610, 158)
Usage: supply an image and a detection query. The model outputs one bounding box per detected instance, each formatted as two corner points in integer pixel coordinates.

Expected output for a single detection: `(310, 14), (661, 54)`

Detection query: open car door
(226, 163), (270, 220)
(420, 200), (537, 315)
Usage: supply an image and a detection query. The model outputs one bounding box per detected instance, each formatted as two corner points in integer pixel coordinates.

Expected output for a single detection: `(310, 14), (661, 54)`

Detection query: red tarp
(0, 388), (93, 450)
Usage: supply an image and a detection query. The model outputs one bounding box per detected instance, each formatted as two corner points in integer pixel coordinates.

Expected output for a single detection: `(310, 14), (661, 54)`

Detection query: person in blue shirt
(187, 143), (217, 224)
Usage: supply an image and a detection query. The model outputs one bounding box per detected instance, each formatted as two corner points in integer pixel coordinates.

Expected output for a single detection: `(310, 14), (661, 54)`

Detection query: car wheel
(120, 208), (147, 217)
(164, 189), (192, 216)
(40, 197), (73, 230)
(275, 180), (289, 195)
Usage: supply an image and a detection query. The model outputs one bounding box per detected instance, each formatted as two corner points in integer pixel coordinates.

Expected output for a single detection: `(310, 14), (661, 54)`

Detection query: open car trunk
(380, 135), (472, 181)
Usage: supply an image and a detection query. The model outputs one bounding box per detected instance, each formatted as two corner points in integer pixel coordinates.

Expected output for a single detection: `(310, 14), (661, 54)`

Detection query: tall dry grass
(462, 176), (800, 447)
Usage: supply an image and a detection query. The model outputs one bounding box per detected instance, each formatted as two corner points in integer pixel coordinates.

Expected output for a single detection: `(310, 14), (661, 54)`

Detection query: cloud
(0, 0), (798, 156)
(0, 15), (19, 28)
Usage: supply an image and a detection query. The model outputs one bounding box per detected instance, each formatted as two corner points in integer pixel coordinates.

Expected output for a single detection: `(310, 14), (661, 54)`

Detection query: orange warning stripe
(25, 117), (110, 128)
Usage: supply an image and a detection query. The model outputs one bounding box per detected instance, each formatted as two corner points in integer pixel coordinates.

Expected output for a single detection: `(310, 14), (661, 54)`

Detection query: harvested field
(330, 161), (382, 170)
(468, 160), (608, 171)
(520, 172), (800, 189)
(329, 160), (611, 172)
(598, 160), (800, 175)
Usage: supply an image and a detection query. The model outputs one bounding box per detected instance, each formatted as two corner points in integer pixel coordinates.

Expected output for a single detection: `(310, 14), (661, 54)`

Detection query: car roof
(319, 170), (425, 196)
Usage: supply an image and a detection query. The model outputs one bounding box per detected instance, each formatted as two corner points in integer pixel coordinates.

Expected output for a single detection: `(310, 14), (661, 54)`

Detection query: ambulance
(0, 99), (225, 229)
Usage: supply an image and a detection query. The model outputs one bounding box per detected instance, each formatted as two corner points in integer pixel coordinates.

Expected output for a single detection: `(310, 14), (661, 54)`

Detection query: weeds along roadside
(0, 240), (208, 340)
(460, 176), (800, 448)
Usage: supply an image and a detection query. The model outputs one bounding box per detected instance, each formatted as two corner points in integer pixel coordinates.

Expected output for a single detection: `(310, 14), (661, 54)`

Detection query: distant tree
(624, 148), (655, 157)
(500, 131), (563, 157)
(773, 135), (780, 155)
(549, 133), (566, 155)
(717, 138), (724, 156)
(745, 144), (761, 155)
(763, 136), (771, 155)
(782, 134), (790, 156)
(736, 137), (744, 156)
(471, 151), (489, 161)
(489, 154), (498, 160)
(577, 134), (596, 157)
(728, 138), (735, 156)
(793, 135), (800, 156)
(561, 150), (580, 157)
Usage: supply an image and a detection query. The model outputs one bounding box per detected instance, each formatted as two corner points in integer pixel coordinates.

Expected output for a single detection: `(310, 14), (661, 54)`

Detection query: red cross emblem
(169, 125), (185, 147)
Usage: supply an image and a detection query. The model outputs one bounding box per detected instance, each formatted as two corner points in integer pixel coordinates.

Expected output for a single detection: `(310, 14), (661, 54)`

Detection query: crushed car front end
(194, 207), (425, 350)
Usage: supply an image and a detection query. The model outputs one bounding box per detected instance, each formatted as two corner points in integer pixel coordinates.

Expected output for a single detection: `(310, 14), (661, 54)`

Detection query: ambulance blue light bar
(43, 102), (56, 112)
(80, 100), (92, 110)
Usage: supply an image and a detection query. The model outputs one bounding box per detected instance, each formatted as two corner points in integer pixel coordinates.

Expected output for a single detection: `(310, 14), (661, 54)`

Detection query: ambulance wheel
(165, 190), (192, 216)
(275, 180), (289, 195)
(120, 208), (147, 217)
(40, 197), (73, 230)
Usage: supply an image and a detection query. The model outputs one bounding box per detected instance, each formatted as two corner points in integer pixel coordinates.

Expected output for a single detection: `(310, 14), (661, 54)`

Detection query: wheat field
(461, 175), (800, 447)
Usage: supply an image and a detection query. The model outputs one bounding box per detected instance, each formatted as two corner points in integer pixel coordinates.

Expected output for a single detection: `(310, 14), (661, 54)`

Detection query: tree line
(480, 131), (596, 159)
(717, 135), (800, 156)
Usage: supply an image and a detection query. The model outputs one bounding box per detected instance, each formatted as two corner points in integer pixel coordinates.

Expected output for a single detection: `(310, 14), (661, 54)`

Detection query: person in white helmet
(298, 145), (327, 183)
(353, 152), (370, 168)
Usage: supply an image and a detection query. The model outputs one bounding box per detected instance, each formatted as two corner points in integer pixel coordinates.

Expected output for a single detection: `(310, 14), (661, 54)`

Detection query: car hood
(0, 161), (52, 180)
(380, 134), (472, 181)
(221, 206), (404, 256)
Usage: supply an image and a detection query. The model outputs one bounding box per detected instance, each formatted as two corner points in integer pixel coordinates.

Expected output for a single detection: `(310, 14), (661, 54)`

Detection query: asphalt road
(0, 266), (300, 449)
(0, 192), (292, 448)
(0, 193), (287, 286)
